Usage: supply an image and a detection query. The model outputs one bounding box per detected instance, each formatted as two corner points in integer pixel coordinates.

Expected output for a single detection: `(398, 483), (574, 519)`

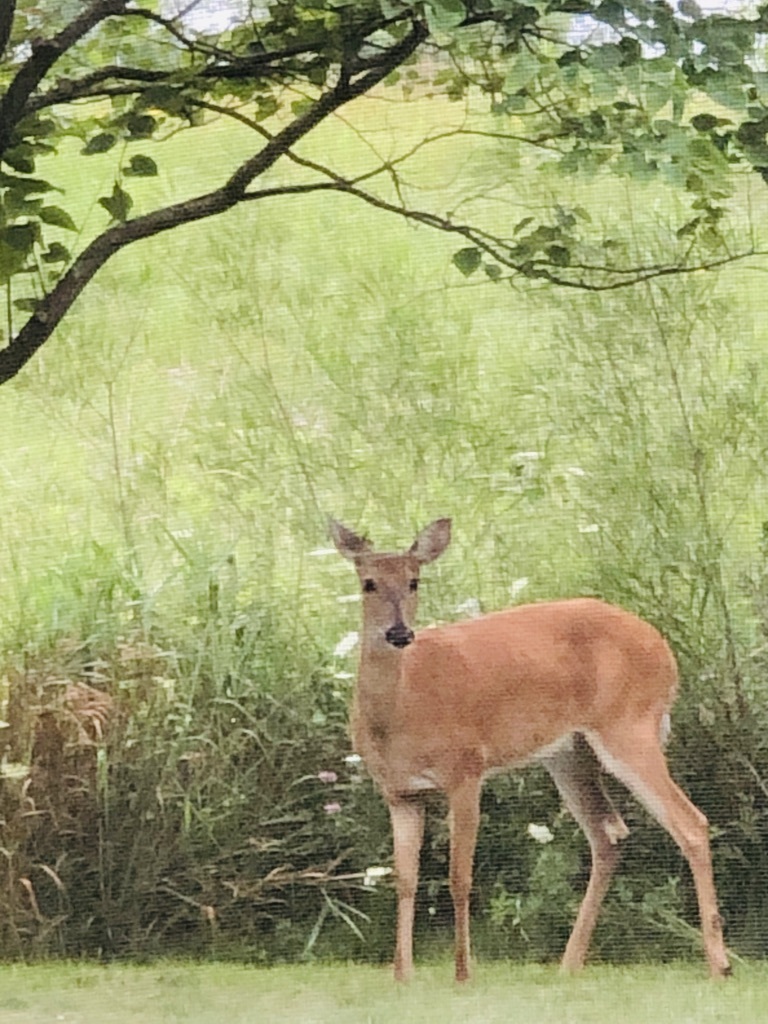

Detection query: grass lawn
(0, 961), (765, 1024)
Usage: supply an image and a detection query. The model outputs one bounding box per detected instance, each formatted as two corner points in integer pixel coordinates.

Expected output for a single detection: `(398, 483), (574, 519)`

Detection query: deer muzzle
(385, 624), (415, 648)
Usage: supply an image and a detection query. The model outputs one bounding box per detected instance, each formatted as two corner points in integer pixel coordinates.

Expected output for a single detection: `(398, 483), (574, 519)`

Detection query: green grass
(2, 86), (768, 964)
(0, 962), (765, 1024)
(4, 88), (768, 647)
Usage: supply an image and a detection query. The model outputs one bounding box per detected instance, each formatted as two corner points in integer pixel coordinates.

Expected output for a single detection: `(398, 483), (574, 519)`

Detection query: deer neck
(354, 643), (404, 746)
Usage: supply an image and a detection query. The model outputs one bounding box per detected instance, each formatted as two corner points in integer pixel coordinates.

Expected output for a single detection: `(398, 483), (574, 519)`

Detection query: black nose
(385, 625), (414, 648)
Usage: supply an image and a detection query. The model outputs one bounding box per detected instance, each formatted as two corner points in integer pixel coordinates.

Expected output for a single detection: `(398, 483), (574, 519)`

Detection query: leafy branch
(2, 0), (768, 381)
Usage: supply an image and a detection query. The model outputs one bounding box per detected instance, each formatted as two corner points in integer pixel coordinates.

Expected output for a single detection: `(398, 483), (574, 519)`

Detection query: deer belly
(403, 769), (441, 792)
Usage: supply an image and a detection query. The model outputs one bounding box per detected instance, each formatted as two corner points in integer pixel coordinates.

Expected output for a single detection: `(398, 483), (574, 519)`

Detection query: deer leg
(389, 798), (425, 981)
(588, 722), (730, 979)
(541, 734), (629, 971)
(447, 776), (482, 982)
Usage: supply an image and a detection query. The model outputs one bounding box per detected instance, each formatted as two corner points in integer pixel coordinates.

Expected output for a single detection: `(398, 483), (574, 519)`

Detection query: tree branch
(0, 20), (429, 385)
(0, 0), (129, 156)
(0, 0), (16, 61)
(240, 177), (764, 291)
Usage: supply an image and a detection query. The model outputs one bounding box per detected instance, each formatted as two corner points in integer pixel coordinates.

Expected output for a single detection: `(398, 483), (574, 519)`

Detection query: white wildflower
(333, 631), (359, 657)
(455, 597), (481, 618)
(364, 866), (393, 888)
(527, 823), (555, 844)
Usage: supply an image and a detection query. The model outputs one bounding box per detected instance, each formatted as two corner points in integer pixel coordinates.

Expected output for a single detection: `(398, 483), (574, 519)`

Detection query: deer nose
(385, 624), (415, 648)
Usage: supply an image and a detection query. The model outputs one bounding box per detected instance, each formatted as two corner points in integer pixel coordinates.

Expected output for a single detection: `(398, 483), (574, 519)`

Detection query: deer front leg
(389, 799), (425, 981)
(448, 777), (482, 983)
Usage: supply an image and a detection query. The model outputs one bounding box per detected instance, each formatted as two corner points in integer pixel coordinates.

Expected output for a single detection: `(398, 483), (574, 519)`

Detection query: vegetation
(1, 962), (767, 1024)
(3, 0), (768, 378)
(2, 0), (768, 970)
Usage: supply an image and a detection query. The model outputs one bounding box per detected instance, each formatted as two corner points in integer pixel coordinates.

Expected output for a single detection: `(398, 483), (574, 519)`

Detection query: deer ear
(329, 520), (373, 560)
(409, 518), (452, 564)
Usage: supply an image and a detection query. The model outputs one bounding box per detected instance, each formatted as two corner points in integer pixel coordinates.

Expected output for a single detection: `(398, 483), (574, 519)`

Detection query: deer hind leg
(389, 798), (425, 981)
(541, 734), (629, 972)
(587, 720), (730, 979)
(447, 775), (483, 982)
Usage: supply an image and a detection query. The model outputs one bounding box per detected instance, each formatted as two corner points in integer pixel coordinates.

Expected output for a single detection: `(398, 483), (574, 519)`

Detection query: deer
(330, 517), (730, 983)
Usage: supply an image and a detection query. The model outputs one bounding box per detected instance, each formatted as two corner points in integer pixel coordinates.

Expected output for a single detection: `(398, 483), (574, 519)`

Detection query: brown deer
(330, 517), (729, 982)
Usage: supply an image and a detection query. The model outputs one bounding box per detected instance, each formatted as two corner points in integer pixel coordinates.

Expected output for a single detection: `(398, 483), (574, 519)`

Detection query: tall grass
(1, 91), (768, 960)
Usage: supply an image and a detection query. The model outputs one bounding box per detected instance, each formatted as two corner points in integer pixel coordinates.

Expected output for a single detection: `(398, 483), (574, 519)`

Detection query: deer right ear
(410, 518), (452, 564)
(329, 520), (373, 560)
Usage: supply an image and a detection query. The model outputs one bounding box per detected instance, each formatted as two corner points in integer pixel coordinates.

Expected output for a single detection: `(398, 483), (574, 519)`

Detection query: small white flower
(512, 451), (543, 460)
(455, 597), (481, 618)
(344, 753), (362, 766)
(333, 631), (359, 657)
(527, 823), (555, 844)
(334, 671), (354, 681)
(364, 866), (393, 887)
(336, 593), (361, 604)
(566, 466), (586, 477)
(578, 524), (600, 534)
(509, 577), (529, 600)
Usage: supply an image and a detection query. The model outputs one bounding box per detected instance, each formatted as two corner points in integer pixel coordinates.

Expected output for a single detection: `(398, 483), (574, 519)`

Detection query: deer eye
(409, 579), (419, 592)
(362, 579), (377, 593)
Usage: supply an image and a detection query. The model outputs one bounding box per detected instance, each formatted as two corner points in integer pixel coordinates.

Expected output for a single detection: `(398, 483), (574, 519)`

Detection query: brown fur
(331, 519), (729, 982)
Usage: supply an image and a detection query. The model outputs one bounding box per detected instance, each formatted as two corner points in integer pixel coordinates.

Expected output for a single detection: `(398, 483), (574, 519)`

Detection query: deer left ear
(409, 518), (452, 564)
(329, 520), (373, 560)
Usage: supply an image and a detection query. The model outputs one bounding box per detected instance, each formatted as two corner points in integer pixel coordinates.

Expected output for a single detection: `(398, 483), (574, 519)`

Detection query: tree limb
(0, 0), (129, 156)
(240, 177), (765, 291)
(0, 0), (16, 61)
(0, 20), (429, 385)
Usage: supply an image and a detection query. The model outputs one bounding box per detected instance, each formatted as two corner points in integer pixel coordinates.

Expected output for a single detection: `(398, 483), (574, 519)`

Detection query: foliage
(4, 0), (768, 970)
(2, 962), (768, 1024)
(2, 1), (768, 378)
(3, 190), (768, 961)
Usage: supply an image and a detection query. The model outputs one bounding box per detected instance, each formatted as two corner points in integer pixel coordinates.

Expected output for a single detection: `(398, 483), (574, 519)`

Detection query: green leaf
(98, 183), (133, 223)
(125, 113), (156, 139)
(0, 172), (54, 196)
(504, 51), (541, 96)
(4, 194), (43, 219)
(124, 154), (158, 177)
(691, 113), (720, 132)
(484, 263), (502, 281)
(679, 0), (702, 18)
(13, 297), (41, 312)
(41, 242), (71, 264)
(306, 62), (328, 87)
(588, 44), (624, 72)
(676, 216), (702, 238)
(452, 247), (482, 276)
(254, 95), (279, 122)
(514, 216), (535, 234)
(39, 205), (77, 231)
(2, 145), (36, 174)
(548, 244), (571, 267)
(139, 85), (186, 116)
(291, 98), (314, 117)
(3, 223), (38, 252)
(426, 0), (466, 31)
(82, 133), (117, 155)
